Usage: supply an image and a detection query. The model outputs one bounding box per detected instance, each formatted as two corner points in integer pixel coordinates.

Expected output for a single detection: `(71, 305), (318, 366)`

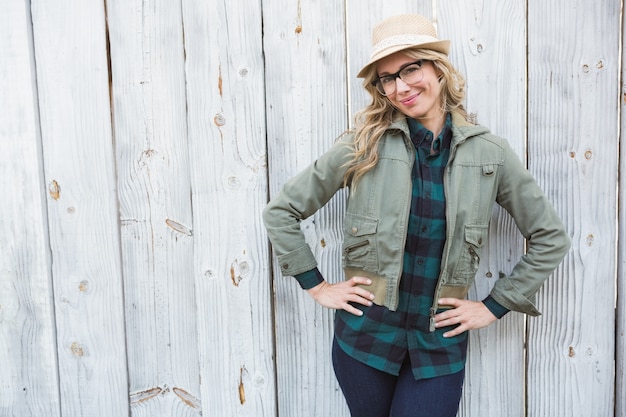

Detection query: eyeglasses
(372, 60), (426, 96)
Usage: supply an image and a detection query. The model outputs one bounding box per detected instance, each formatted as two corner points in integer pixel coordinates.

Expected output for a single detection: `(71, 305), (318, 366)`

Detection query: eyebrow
(378, 60), (423, 77)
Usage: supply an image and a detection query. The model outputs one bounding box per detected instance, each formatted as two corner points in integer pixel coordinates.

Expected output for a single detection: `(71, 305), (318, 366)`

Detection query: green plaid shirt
(296, 114), (507, 380)
(335, 114), (467, 380)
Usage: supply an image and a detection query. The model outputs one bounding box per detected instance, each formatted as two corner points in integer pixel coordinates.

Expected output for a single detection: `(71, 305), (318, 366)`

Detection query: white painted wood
(29, 0), (129, 416)
(616, 8), (626, 417)
(263, 0), (350, 415)
(526, 0), (619, 416)
(106, 0), (200, 415)
(2, 1), (624, 416)
(0, 2), (60, 416)
(438, 1), (527, 416)
(181, 0), (276, 415)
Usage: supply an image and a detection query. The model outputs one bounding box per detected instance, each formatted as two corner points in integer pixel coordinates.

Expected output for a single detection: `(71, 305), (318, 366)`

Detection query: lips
(400, 93), (419, 106)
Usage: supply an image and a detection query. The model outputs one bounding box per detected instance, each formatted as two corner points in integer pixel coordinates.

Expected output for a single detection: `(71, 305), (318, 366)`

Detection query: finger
(343, 303), (365, 316)
(349, 276), (373, 286)
(443, 325), (467, 338)
(435, 314), (460, 328)
(348, 293), (373, 307)
(434, 308), (460, 323)
(438, 297), (462, 307)
(353, 287), (375, 302)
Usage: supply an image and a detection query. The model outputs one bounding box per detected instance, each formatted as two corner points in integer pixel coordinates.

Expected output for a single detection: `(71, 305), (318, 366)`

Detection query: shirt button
(417, 258), (425, 265)
(282, 263), (289, 269)
(478, 238), (483, 245)
(351, 227), (358, 234)
(421, 226), (427, 233)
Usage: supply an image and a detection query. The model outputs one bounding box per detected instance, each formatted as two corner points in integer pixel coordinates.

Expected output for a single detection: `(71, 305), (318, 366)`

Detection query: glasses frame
(371, 59), (426, 96)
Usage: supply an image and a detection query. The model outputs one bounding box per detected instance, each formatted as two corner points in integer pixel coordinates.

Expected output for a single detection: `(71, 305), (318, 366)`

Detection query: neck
(419, 112), (445, 138)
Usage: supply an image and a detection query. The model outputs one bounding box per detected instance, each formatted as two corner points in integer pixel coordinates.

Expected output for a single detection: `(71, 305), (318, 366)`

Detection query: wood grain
(0, 2), (60, 416)
(527, 0), (620, 416)
(30, 0), (129, 415)
(106, 0), (200, 415)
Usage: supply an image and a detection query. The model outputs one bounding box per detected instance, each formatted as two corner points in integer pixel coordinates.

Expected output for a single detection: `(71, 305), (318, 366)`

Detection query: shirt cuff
(482, 295), (510, 319)
(293, 268), (325, 290)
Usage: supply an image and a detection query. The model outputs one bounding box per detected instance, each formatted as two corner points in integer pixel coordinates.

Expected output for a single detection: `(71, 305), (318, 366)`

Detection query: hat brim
(357, 40), (450, 78)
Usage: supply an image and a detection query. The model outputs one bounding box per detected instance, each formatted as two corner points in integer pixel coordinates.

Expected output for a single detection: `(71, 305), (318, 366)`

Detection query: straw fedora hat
(357, 14), (450, 78)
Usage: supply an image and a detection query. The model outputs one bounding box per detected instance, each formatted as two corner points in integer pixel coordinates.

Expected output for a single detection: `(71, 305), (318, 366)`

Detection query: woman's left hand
(433, 298), (497, 338)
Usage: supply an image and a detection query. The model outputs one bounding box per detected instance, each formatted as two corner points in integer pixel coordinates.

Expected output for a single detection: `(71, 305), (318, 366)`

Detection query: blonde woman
(263, 14), (569, 417)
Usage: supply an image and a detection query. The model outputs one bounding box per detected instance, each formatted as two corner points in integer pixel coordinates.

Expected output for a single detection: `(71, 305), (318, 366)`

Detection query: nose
(395, 76), (411, 93)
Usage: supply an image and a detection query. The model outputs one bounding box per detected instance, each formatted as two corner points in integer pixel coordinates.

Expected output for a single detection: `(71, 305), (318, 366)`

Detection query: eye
(402, 61), (424, 74)
(401, 65), (419, 76)
(380, 75), (396, 85)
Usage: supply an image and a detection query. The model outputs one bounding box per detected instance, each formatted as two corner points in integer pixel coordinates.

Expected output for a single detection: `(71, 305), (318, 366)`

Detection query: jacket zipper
(429, 135), (465, 332)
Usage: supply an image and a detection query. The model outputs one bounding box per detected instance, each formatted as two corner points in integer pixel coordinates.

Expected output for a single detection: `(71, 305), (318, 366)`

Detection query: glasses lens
(373, 61), (425, 96)
(373, 79), (388, 95)
(400, 64), (424, 85)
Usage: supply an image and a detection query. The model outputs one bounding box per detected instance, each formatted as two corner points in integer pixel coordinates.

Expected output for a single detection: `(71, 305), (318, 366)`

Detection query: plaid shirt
(295, 114), (507, 379)
(333, 114), (468, 380)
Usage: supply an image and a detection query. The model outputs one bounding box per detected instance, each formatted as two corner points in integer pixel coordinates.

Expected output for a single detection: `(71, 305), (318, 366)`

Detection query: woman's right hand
(305, 277), (375, 316)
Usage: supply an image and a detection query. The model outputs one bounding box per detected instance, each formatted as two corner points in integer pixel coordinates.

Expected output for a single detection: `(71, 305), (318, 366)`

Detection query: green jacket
(263, 112), (570, 322)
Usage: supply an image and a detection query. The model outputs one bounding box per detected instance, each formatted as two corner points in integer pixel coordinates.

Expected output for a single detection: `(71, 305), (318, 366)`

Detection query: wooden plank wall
(618, 5), (626, 417)
(526, 1), (620, 416)
(0, 0), (623, 416)
(438, 2), (528, 416)
(0, 2), (60, 416)
(30, 1), (130, 416)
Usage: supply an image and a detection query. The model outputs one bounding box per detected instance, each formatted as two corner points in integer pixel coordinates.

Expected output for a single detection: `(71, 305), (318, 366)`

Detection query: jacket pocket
(451, 224), (488, 284)
(342, 213), (378, 271)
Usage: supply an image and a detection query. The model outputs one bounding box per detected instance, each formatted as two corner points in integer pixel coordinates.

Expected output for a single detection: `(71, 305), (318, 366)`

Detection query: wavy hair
(344, 48), (471, 188)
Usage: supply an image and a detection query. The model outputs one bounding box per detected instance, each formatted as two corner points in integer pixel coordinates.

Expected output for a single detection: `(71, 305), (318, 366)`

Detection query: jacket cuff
(275, 245), (318, 276)
(293, 268), (325, 290)
(482, 295), (510, 319)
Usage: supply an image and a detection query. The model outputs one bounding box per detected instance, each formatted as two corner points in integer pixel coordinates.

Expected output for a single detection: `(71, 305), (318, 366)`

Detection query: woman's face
(375, 52), (443, 124)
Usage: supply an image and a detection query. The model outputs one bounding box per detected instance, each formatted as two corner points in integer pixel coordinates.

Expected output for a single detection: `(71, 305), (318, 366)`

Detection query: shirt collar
(407, 113), (452, 154)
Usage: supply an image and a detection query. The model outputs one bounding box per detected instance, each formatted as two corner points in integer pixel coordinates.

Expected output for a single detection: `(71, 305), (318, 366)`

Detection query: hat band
(370, 34), (440, 58)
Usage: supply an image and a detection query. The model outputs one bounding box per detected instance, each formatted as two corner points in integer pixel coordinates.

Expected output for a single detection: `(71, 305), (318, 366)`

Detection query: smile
(400, 93), (420, 105)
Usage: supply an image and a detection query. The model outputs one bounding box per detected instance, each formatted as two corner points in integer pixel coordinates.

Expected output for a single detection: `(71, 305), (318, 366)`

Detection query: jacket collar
(450, 111), (490, 142)
(388, 110), (490, 142)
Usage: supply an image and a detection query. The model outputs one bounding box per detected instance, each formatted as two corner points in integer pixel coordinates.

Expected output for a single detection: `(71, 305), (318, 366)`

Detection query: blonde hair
(344, 48), (471, 188)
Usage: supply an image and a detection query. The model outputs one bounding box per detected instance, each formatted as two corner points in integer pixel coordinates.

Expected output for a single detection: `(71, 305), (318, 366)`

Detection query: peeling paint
(218, 64), (223, 96)
(214, 114), (226, 126)
(173, 387), (201, 410)
(129, 387), (163, 404)
(230, 261), (242, 287)
(165, 219), (192, 236)
(70, 342), (84, 357)
(49, 180), (61, 200)
(239, 367), (246, 405)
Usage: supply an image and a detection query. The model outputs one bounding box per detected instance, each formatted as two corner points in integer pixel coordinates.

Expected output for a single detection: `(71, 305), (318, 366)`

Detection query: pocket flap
(464, 224), (488, 247)
(344, 213), (378, 237)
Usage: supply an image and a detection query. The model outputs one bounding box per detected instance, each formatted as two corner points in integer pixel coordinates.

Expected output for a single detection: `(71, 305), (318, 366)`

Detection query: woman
(263, 13), (569, 417)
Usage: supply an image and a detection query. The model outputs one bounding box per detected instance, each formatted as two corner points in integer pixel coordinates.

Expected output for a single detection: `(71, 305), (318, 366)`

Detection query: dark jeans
(332, 338), (465, 417)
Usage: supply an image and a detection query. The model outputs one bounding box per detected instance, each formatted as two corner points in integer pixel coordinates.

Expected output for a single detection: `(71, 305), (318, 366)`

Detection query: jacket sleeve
(491, 140), (570, 316)
(262, 134), (353, 277)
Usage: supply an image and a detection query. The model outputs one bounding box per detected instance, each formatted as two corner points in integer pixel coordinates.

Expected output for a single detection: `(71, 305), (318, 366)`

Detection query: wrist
(306, 281), (327, 299)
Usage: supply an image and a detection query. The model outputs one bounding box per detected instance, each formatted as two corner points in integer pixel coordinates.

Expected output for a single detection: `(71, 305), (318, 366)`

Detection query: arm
(489, 140), (570, 315)
(263, 134), (353, 277)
